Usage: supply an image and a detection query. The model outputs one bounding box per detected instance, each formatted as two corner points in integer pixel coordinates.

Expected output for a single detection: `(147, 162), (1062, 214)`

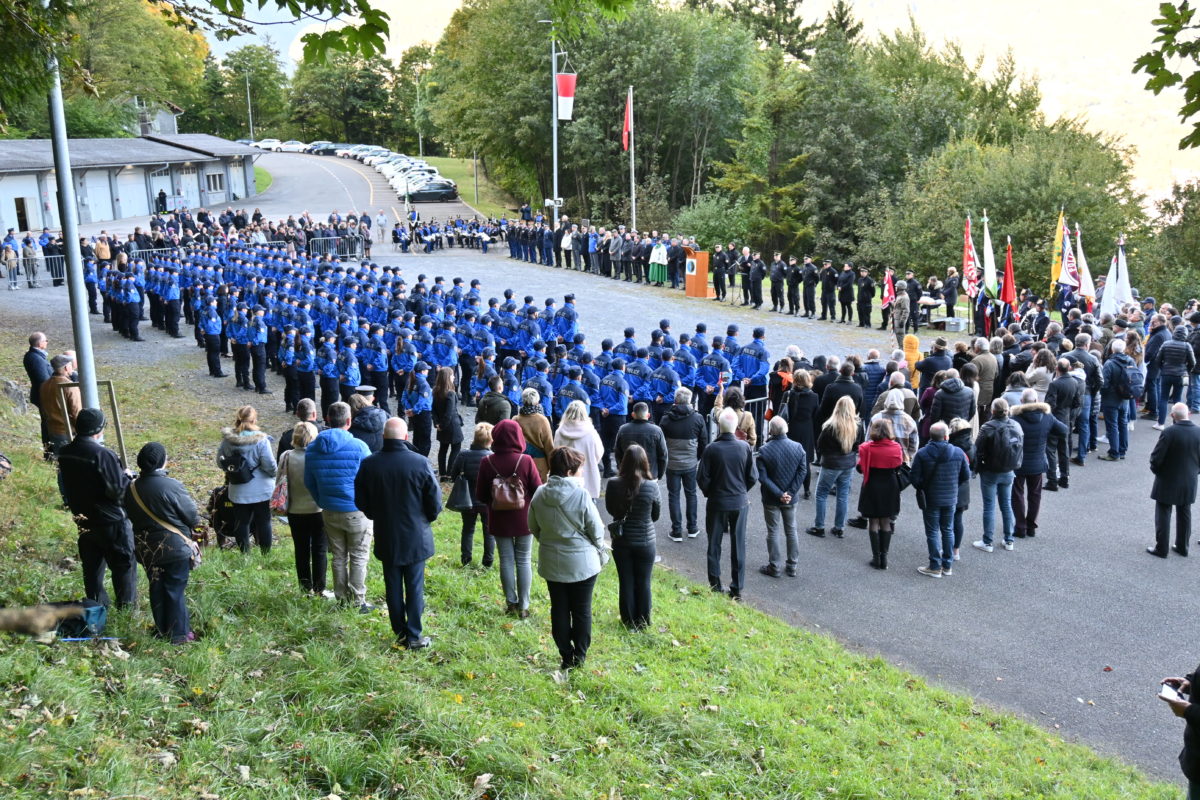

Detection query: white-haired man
(697, 408), (757, 599)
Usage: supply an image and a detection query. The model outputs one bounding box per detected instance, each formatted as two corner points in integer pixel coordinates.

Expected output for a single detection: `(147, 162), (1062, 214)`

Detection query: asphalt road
(46, 157), (1192, 782)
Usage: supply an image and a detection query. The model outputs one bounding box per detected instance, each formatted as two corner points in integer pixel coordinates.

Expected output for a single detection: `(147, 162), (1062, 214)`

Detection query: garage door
(84, 171), (113, 222)
(115, 169), (149, 218)
(229, 159), (247, 200)
(178, 166), (200, 209)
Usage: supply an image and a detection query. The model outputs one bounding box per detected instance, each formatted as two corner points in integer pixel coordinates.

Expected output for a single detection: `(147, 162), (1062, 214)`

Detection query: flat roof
(0, 135), (251, 174)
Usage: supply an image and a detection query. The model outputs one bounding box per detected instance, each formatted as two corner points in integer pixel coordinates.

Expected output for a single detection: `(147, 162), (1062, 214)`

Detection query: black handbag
(896, 462), (912, 492)
(447, 475), (474, 512)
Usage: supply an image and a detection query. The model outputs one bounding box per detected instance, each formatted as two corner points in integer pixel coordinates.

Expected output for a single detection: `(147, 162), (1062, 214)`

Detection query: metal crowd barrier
(308, 234), (364, 261)
(744, 396), (769, 450)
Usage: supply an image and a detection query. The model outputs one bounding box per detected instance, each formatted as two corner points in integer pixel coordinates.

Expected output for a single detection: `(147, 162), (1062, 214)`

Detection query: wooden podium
(684, 247), (713, 299)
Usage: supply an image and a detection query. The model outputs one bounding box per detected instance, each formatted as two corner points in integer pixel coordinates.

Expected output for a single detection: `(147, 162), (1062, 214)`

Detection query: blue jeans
(1102, 401), (1128, 457)
(1160, 373), (1185, 425)
(1144, 363), (1160, 416)
(1075, 391), (1092, 460)
(666, 469), (699, 535)
(813, 466), (853, 530)
(922, 505), (955, 571)
(979, 470), (1015, 545)
(1190, 373), (1200, 413)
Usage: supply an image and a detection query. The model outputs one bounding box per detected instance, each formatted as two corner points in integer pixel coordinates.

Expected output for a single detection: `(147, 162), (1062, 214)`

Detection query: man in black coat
(354, 417), (442, 648)
(57, 408), (138, 608)
(23, 331), (52, 451)
(856, 266), (875, 328)
(801, 257), (819, 318)
(615, 403), (668, 479)
(819, 260), (837, 320)
(1148, 403), (1200, 557)
(1044, 358), (1082, 490)
(904, 270), (923, 332)
(816, 362), (864, 427)
(836, 263), (856, 324)
(698, 408), (758, 599)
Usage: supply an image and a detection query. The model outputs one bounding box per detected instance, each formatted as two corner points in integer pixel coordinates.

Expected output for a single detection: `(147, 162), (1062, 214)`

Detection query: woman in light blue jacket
(216, 405), (277, 554)
(527, 447), (607, 672)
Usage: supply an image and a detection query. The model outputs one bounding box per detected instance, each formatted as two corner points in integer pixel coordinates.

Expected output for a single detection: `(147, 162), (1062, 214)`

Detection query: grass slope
(423, 157), (515, 220)
(0, 334), (1174, 800)
(255, 166), (273, 195)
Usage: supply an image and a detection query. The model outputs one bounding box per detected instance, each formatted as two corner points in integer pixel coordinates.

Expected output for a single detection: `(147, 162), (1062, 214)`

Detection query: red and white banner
(556, 73), (577, 121)
(881, 270), (895, 308)
(962, 215), (979, 298)
(622, 87), (633, 151)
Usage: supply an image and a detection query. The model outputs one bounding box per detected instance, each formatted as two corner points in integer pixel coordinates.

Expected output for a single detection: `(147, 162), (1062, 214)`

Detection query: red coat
(475, 419), (543, 537)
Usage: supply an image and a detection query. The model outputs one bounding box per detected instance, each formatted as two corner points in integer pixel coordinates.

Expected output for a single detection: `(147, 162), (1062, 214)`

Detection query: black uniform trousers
(125, 302), (141, 339)
(298, 369), (317, 404)
(320, 375), (340, 419)
(857, 303), (872, 328)
(410, 410), (432, 456)
(713, 270), (726, 300)
(613, 542), (654, 629)
(383, 560), (427, 643)
(78, 520), (138, 609)
(251, 344), (268, 392)
(166, 299), (182, 337)
(770, 282), (784, 311)
(204, 333), (223, 376)
(283, 364), (299, 411)
(145, 555), (191, 642)
(1156, 502), (1192, 555)
(232, 343), (251, 387)
(786, 286), (800, 315)
(599, 412), (626, 476)
(546, 575), (596, 668)
(820, 292), (835, 319)
(86, 282), (99, 314)
(803, 287), (816, 316)
(750, 279), (764, 309)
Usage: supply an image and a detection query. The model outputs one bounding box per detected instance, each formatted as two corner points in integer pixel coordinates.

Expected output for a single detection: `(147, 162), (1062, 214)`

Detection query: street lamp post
(538, 19), (559, 230)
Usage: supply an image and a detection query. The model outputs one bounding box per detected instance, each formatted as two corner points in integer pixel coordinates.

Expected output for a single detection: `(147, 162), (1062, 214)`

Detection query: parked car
(363, 151), (395, 166)
(354, 147), (388, 162)
(336, 144), (368, 157)
(275, 140), (309, 152)
(305, 140), (332, 153)
(235, 138), (255, 146)
(253, 138), (282, 150)
(408, 179), (459, 202)
(312, 142), (349, 156)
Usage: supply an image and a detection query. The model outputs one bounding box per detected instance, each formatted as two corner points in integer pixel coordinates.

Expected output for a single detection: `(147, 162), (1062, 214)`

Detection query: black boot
(868, 530), (880, 569)
(878, 529), (891, 570)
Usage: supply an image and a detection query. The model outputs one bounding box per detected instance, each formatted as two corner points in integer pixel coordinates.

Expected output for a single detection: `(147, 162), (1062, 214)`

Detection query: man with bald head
(355, 416), (442, 649)
(1148, 403), (1200, 558)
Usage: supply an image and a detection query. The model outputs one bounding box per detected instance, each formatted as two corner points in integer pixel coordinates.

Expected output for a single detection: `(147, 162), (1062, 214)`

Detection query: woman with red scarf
(856, 418), (905, 570)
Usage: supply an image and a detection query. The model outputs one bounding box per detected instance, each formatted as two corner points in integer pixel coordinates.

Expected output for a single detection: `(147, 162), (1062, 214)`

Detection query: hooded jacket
(659, 403), (709, 473)
(303, 427), (371, 512)
(349, 405), (388, 453)
(552, 418), (604, 500)
(929, 377), (975, 426)
(910, 439), (970, 509)
(216, 429), (277, 504)
(476, 419), (543, 537)
(1011, 402), (1068, 475)
(528, 475), (606, 583)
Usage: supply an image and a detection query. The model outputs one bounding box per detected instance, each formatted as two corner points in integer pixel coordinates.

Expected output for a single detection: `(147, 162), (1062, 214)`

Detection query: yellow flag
(1048, 209), (1065, 297)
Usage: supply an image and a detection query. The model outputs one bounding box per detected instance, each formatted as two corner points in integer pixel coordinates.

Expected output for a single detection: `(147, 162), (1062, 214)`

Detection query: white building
(0, 134), (259, 231)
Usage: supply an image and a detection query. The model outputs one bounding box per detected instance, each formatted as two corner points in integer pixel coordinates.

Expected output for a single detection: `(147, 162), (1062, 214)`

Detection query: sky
(209, 0), (1200, 198)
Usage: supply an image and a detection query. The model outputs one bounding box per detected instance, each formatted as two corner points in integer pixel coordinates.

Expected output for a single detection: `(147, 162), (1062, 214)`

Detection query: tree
(672, 194), (753, 247)
(1138, 180), (1200, 304)
(857, 127), (1147, 292)
(1134, 1), (1200, 148)
(823, 0), (862, 42)
(728, 0), (818, 61)
(223, 43), (289, 138)
(289, 52), (391, 143)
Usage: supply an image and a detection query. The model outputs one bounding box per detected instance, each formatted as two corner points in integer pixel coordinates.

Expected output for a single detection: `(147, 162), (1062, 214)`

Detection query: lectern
(683, 247), (712, 299)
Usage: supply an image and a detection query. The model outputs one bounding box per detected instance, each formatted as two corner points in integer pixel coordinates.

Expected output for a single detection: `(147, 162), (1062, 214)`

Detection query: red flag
(962, 215), (979, 298)
(1000, 236), (1017, 313)
(881, 269), (895, 308)
(555, 73), (577, 120)
(622, 87), (632, 152)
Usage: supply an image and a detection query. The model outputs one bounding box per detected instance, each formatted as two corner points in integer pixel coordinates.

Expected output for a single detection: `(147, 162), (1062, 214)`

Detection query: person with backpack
(215, 406), (277, 554)
(1153, 326), (1195, 430)
(1011, 389), (1068, 538)
(1063, 332), (1101, 464)
(1099, 339), (1137, 461)
(972, 398), (1024, 553)
(476, 419), (543, 618)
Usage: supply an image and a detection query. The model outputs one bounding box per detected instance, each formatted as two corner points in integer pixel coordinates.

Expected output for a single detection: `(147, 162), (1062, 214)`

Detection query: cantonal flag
(622, 86), (633, 151)
(881, 269), (895, 308)
(556, 73), (577, 121)
(962, 215), (979, 298)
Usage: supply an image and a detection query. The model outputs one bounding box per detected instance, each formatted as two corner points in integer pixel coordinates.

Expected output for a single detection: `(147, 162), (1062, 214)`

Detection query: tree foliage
(858, 128), (1147, 292)
(289, 52), (391, 143)
(672, 194), (753, 247)
(1134, 1), (1200, 148)
(1138, 180), (1200, 304)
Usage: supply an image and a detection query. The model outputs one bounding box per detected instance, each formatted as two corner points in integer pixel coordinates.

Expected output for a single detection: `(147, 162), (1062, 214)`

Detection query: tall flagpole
(629, 85), (636, 232)
(550, 34), (560, 230)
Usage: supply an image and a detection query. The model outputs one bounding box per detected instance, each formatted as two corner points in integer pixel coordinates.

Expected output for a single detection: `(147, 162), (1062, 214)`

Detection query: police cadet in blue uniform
(598, 358), (630, 477)
(696, 334), (731, 417)
(200, 295), (226, 378)
(249, 305), (271, 394)
(650, 348), (682, 422)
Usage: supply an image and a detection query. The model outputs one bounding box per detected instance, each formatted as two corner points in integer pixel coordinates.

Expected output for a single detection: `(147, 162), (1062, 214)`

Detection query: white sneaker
(1003, 541), (1014, 551)
(686, 531), (699, 539)
(917, 566), (942, 578)
(1097, 435), (1108, 444)
(953, 551), (961, 561)
(1153, 423), (1165, 431)
(972, 540), (993, 553)
(941, 568), (953, 577)
(1128, 421), (1136, 432)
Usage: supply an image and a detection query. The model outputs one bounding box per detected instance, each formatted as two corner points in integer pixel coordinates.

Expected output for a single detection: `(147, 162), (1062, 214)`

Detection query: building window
(205, 172), (225, 193)
(149, 166), (170, 178)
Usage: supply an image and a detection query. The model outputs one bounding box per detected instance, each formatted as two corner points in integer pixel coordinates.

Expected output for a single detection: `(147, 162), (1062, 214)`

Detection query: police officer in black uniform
(856, 265), (876, 328)
(819, 259), (837, 321)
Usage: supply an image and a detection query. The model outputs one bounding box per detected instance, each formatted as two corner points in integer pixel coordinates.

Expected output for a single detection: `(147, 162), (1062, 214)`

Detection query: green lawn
(255, 166), (273, 195)
(423, 156), (515, 219)
(0, 330), (1176, 799)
